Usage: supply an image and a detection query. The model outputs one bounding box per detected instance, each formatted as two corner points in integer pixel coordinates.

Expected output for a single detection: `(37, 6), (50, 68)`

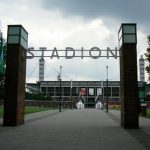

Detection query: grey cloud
(41, 0), (149, 31)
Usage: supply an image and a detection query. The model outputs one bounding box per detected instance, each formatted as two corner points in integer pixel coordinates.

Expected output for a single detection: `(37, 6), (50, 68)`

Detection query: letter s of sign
(26, 48), (34, 59)
(65, 47), (75, 59)
(89, 47), (101, 59)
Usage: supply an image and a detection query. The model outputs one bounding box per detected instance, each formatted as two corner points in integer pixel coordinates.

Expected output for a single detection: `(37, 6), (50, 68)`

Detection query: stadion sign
(27, 47), (119, 59)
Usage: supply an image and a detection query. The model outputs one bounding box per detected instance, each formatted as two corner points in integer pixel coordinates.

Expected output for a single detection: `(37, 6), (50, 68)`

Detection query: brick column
(3, 25), (28, 126)
(120, 44), (139, 129)
(3, 45), (26, 126)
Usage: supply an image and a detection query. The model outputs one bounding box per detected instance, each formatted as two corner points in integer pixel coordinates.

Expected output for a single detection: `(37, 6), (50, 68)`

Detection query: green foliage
(0, 37), (6, 85)
(2, 38), (7, 65)
(145, 35), (150, 81)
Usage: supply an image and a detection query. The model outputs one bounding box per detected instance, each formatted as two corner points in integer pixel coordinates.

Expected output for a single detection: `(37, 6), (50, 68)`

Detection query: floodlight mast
(106, 66), (108, 113)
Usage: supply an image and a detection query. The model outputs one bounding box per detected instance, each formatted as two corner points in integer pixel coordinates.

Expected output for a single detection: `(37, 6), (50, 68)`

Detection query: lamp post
(106, 66), (108, 113)
(70, 79), (73, 109)
(59, 65), (62, 112)
(101, 80), (103, 102)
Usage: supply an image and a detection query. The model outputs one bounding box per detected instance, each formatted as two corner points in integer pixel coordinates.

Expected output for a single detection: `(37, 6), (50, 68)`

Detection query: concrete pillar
(3, 25), (28, 126)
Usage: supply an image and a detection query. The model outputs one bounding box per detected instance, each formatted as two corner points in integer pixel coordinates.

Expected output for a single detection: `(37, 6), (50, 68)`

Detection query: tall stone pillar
(3, 25), (28, 126)
(119, 23), (139, 129)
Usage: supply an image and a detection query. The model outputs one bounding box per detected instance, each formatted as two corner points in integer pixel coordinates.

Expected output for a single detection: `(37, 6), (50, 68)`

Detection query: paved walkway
(0, 109), (150, 150)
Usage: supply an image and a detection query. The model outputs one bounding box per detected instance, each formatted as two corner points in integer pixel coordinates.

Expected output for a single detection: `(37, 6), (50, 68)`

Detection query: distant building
(27, 81), (144, 108)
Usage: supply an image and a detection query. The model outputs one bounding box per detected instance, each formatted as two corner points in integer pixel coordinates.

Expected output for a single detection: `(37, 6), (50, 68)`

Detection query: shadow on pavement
(0, 111), (60, 127)
(25, 111), (59, 124)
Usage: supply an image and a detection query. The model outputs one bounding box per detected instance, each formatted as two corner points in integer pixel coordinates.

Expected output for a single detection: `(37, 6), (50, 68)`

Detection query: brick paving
(0, 109), (150, 150)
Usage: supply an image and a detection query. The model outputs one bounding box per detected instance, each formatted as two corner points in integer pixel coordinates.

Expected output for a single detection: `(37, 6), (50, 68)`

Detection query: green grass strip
(0, 106), (3, 118)
(25, 106), (53, 114)
(146, 109), (150, 118)
(0, 106), (57, 118)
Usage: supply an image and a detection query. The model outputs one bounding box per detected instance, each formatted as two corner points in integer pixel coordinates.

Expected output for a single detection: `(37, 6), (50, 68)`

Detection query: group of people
(76, 100), (85, 109)
(95, 101), (104, 110)
(75, 100), (104, 110)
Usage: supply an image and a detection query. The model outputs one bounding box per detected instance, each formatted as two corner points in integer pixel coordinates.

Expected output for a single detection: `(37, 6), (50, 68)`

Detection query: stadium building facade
(27, 81), (144, 108)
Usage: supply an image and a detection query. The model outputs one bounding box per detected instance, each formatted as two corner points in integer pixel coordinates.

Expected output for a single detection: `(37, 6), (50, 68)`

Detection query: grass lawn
(25, 106), (54, 114)
(146, 109), (150, 118)
(0, 106), (3, 118)
(0, 106), (56, 118)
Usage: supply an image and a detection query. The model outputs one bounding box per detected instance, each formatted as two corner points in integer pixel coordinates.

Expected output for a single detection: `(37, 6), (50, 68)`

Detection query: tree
(0, 35), (6, 85)
(0, 32), (6, 99)
(145, 35), (150, 81)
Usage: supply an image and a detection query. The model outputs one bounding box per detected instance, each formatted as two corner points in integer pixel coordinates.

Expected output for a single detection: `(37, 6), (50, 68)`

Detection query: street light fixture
(118, 23), (137, 48)
(7, 25), (28, 49)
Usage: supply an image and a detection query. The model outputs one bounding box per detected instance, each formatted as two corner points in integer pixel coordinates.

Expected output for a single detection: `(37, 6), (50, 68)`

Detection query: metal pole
(101, 80), (103, 109)
(70, 79), (73, 109)
(59, 66), (62, 112)
(106, 66), (108, 112)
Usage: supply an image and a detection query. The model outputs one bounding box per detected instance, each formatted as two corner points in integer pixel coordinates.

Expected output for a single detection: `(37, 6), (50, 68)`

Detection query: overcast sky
(0, 0), (149, 82)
